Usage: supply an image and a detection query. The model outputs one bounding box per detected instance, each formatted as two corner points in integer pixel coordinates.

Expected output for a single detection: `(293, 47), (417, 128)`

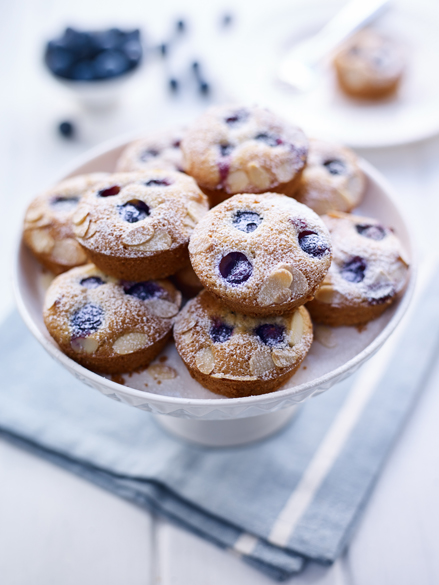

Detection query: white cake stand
(14, 136), (415, 447)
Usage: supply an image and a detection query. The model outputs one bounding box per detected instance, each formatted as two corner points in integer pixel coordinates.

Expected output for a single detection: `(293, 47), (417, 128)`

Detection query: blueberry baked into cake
(22, 103), (409, 397)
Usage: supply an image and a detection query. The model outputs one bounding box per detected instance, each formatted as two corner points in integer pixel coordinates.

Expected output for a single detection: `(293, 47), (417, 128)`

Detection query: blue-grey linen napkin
(1, 265), (438, 581)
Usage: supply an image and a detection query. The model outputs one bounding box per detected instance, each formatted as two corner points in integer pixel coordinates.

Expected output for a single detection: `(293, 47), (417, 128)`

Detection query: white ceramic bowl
(14, 137), (415, 445)
(47, 66), (142, 110)
(55, 75), (135, 109)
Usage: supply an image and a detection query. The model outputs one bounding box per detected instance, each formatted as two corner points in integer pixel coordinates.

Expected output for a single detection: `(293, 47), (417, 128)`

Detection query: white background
(1, 0), (439, 583)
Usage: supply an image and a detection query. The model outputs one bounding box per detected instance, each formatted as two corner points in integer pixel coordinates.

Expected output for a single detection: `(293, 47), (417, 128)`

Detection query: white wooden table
(1, 0), (439, 583)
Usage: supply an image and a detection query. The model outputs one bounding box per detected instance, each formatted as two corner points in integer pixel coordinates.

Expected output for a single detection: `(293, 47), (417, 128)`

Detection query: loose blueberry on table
(58, 121), (75, 139)
(169, 78), (179, 92)
(191, 61), (210, 95)
(221, 13), (233, 27)
(199, 81), (210, 95)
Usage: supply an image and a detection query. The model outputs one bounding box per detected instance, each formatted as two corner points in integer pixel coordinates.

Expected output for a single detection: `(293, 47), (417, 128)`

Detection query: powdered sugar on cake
(315, 211), (409, 307)
(181, 104), (308, 194)
(73, 170), (208, 258)
(44, 264), (181, 359)
(116, 127), (186, 173)
(174, 291), (313, 385)
(189, 193), (332, 315)
(295, 138), (365, 215)
(23, 173), (109, 273)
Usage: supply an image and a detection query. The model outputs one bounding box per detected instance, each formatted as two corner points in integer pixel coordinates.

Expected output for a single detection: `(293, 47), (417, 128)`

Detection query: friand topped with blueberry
(116, 127), (186, 174)
(189, 193), (332, 316)
(181, 104), (308, 204)
(173, 290), (313, 397)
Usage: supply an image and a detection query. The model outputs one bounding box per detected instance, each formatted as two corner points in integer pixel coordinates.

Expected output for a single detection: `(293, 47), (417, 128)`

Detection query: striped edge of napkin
(0, 257), (437, 581)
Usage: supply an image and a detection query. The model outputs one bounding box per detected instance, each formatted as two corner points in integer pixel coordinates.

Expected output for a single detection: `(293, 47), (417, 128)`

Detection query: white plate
(214, 0), (439, 148)
(14, 136), (415, 430)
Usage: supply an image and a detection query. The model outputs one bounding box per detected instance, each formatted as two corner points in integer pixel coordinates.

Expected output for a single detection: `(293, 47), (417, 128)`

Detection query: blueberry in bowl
(44, 27), (143, 107)
(45, 27), (142, 81)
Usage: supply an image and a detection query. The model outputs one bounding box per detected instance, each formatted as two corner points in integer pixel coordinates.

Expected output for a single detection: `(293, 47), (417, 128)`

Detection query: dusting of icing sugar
(314, 325), (337, 348)
(147, 363), (178, 380)
(189, 193), (332, 312)
(74, 170), (208, 258)
(181, 104), (308, 194)
(43, 264), (182, 359)
(23, 173), (109, 270)
(295, 138), (365, 215)
(314, 211), (409, 307)
(173, 291), (313, 382)
(116, 127), (186, 173)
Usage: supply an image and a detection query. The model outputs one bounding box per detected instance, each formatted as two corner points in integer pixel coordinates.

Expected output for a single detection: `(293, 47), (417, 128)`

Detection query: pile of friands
(23, 104), (409, 398)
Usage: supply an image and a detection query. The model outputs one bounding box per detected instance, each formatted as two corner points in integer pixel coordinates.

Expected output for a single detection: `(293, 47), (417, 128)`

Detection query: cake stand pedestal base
(155, 405), (299, 447)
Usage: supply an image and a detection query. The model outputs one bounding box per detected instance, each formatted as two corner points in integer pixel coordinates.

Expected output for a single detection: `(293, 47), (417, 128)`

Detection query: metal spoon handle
(293, 0), (391, 64)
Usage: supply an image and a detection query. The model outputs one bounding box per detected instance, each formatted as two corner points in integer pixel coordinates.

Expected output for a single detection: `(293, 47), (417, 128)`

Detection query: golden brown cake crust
(73, 170), (208, 281)
(181, 104), (308, 206)
(189, 193), (332, 316)
(83, 241), (190, 281)
(172, 263), (204, 298)
(43, 264), (182, 374)
(23, 173), (108, 274)
(307, 211), (409, 326)
(307, 300), (391, 327)
(201, 169), (304, 208)
(174, 291), (313, 397)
